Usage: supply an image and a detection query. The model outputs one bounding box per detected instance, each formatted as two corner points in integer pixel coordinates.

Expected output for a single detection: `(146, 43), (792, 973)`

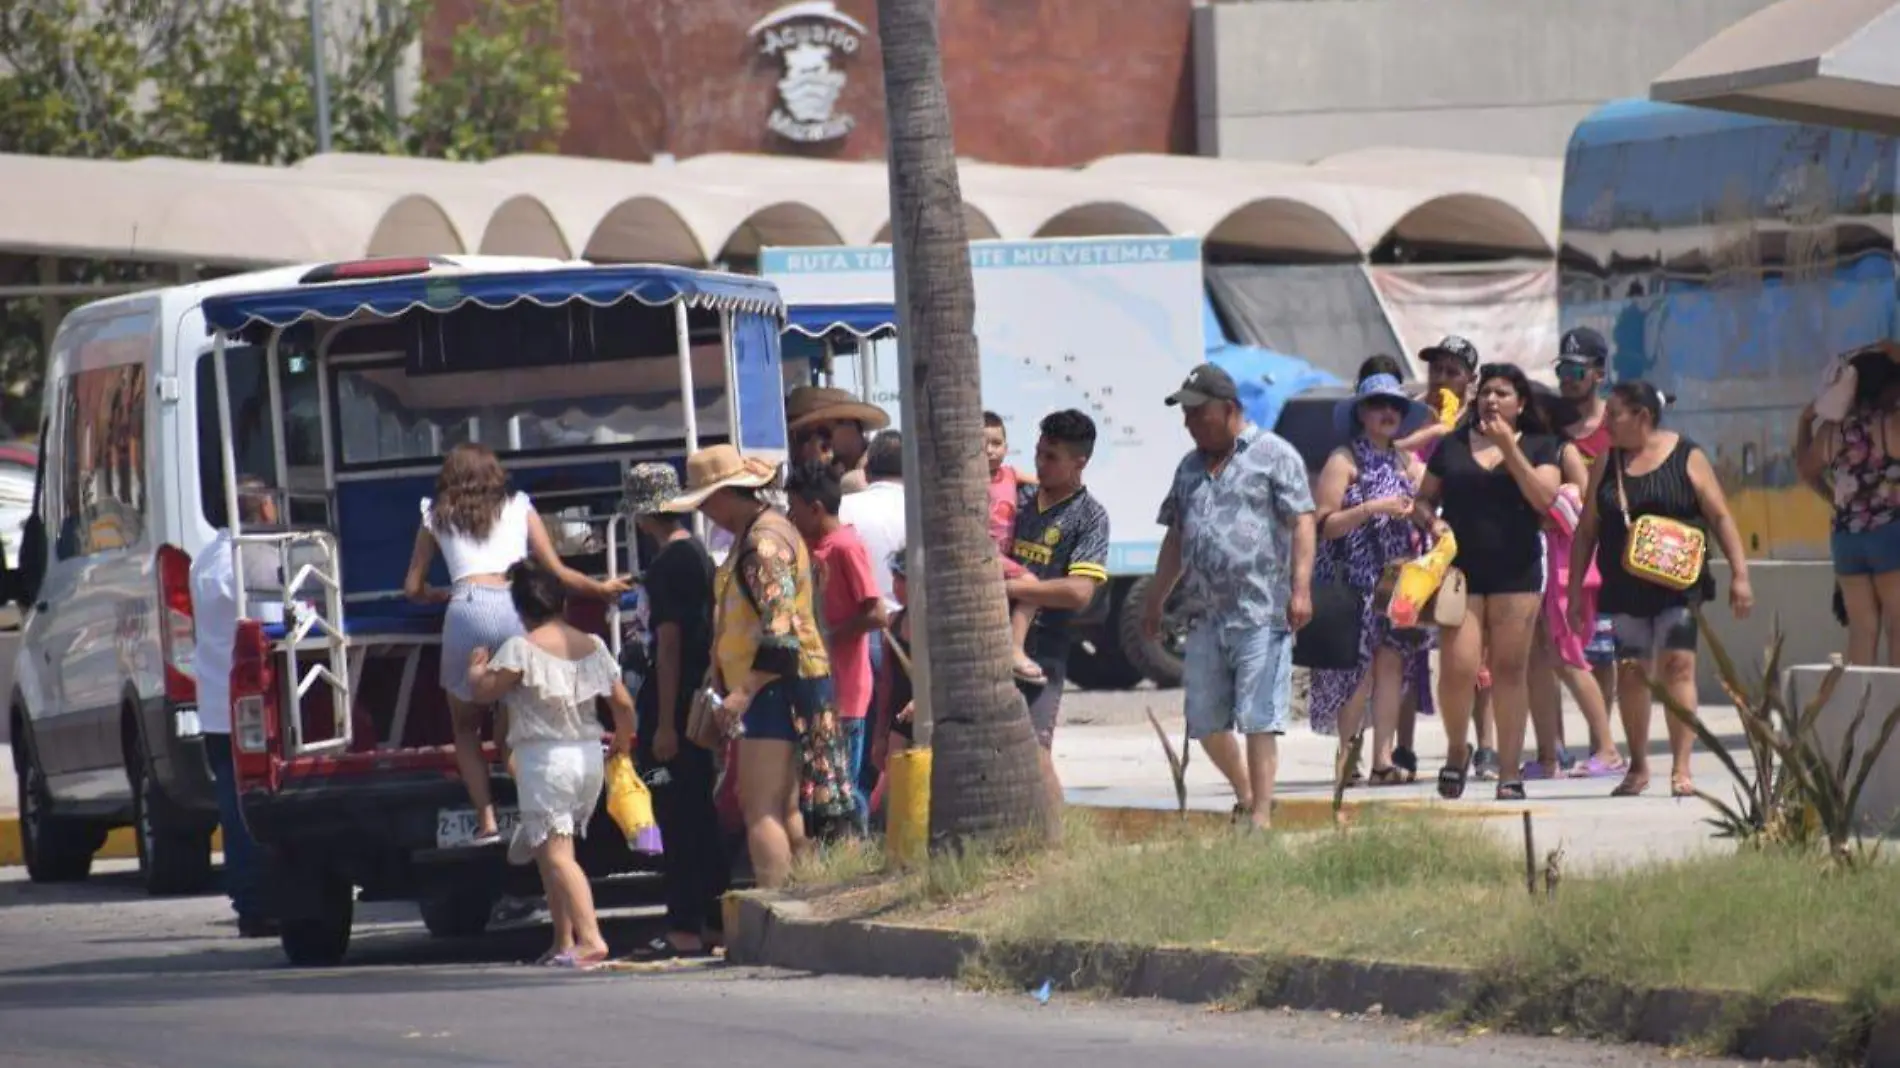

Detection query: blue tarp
(1199, 293), (1341, 432)
(783, 301), (899, 341)
(202, 264), (785, 334)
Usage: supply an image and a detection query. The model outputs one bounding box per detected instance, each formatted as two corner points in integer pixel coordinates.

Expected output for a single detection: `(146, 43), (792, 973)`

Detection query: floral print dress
(1829, 412), (1900, 533)
(713, 510), (856, 826)
(1309, 438), (1437, 736)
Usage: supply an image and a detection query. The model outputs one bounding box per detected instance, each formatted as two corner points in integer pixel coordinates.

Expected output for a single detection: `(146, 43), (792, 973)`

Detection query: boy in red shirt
(786, 459), (885, 834)
(985, 411), (1045, 683)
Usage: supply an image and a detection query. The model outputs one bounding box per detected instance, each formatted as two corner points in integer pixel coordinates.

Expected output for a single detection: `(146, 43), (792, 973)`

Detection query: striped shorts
(440, 583), (526, 702)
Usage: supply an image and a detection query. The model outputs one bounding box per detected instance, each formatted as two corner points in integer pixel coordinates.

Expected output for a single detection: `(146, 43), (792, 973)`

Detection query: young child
(465, 561), (635, 969)
(784, 459), (885, 834)
(984, 411), (1044, 684)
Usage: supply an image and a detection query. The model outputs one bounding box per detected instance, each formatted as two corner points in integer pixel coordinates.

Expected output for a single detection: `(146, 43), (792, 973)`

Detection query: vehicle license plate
(435, 807), (520, 848)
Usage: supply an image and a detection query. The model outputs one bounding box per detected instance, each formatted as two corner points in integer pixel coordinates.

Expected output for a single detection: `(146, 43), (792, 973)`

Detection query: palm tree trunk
(875, 0), (1047, 848)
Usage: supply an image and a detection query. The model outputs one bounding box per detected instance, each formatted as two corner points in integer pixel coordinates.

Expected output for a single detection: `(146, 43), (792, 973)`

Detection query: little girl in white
(467, 561), (634, 969)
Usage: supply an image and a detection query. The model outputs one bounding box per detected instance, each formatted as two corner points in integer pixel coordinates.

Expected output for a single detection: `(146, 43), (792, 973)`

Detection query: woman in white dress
(466, 561), (634, 969)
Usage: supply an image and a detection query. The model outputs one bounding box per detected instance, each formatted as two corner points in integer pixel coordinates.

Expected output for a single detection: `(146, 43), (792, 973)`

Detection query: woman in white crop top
(403, 443), (630, 847)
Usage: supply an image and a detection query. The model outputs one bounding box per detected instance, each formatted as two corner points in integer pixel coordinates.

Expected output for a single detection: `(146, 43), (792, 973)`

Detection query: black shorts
(1458, 544), (1546, 597)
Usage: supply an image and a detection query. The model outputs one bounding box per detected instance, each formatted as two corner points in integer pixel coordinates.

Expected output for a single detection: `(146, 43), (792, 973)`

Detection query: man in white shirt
(839, 431), (906, 613)
(838, 431), (905, 805)
(189, 476), (279, 938)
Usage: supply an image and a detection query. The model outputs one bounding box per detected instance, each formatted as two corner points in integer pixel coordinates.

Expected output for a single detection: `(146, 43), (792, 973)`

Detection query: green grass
(953, 815), (1900, 1013)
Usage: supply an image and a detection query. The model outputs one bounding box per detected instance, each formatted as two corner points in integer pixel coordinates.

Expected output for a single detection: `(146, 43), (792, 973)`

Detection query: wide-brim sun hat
(660, 444), (781, 513)
(786, 385), (892, 433)
(1334, 373), (1432, 440)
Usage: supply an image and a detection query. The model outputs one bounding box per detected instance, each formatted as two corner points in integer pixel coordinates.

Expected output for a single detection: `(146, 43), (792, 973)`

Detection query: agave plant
(1650, 610), (1900, 867)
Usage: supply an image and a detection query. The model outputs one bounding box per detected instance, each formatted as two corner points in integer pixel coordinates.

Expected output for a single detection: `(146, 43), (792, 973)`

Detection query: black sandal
(1496, 781), (1527, 802)
(1437, 750), (1473, 800)
(1392, 747), (1418, 783)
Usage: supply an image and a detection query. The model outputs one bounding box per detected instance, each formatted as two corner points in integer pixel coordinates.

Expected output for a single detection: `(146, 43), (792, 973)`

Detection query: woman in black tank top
(1567, 382), (1753, 799)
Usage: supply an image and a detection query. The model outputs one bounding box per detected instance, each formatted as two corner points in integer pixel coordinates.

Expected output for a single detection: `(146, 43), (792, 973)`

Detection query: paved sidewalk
(1054, 687), (1750, 873)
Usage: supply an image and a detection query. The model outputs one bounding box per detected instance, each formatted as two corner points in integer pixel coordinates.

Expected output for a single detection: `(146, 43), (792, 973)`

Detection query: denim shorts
(1832, 524), (1900, 577)
(1611, 608), (1699, 661)
(1184, 622), (1293, 741)
(741, 681), (800, 742)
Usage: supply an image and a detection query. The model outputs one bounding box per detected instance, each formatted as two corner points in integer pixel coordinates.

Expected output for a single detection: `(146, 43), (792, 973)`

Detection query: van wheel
(132, 748), (215, 897)
(281, 874), (354, 967)
(420, 887), (496, 939)
(16, 728), (102, 883)
(1115, 576), (1186, 689)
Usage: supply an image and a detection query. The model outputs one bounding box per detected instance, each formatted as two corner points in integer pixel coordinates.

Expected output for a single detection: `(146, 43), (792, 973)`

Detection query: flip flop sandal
(625, 937), (705, 962)
(1496, 781), (1527, 802)
(1012, 662), (1047, 684)
(465, 831), (503, 848)
(1610, 774), (1650, 797)
(1671, 778), (1697, 798)
(542, 948), (608, 970)
(1367, 766), (1407, 787)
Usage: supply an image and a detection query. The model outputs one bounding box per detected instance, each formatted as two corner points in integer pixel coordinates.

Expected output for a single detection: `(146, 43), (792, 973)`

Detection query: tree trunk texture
(875, 0), (1047, 848)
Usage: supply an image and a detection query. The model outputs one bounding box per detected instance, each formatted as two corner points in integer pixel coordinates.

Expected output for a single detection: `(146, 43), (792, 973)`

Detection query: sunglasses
(1359, 396), (1408, 415)
(1555, 362), (1596, 381)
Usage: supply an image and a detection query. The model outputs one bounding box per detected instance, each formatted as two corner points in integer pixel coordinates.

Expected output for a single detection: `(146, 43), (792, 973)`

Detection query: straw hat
(786, 385), (891, 432)
(660, 444), (780, 513)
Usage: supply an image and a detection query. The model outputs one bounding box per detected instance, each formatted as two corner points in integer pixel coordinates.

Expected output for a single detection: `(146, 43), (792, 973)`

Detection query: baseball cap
(1164, 363), (1239, 407)
(1419, 335), (1478, 372)
(1557, 326), (1609, 368)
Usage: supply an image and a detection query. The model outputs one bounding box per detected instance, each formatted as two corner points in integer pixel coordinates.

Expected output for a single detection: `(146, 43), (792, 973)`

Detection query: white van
(7, 255), (575, 894)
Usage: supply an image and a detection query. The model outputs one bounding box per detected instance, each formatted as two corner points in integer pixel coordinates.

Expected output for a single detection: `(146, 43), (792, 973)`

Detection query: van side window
(54, 363), (148, 558)
(196, 344), (324, 528)
(196, 346), (272, 530)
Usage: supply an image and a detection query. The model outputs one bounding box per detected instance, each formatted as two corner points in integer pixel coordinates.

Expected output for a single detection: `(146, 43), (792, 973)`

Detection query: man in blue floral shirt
(1142, 364), (1315, 831)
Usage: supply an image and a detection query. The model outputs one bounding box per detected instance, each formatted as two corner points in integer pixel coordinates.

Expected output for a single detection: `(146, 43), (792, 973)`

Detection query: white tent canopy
(0, 145), (1565, 271)
(1651, 0), (1900, 134)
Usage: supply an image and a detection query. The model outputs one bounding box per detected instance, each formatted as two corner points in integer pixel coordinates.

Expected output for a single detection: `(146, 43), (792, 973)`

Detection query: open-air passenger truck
(191, 258), (792, 965)
(781, 300), (900, 394)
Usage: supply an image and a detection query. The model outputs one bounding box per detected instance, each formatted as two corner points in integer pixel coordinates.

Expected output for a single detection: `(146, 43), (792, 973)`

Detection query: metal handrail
(232, 528), (352, 758)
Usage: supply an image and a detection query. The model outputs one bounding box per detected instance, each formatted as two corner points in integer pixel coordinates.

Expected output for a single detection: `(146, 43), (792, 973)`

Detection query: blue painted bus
(1560, 99), (1900, 561)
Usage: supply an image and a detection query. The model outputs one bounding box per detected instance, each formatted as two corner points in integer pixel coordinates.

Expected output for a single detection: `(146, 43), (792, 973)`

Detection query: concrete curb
(726, 893), (1896, 1066)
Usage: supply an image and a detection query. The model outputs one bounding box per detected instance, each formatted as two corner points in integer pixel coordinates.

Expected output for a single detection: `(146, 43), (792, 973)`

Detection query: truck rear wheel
(280, 873), (354, 967)
(420, 886), (497, 939)
(1066, 637), (1143, 691)
(1115, 576), (1185, 689)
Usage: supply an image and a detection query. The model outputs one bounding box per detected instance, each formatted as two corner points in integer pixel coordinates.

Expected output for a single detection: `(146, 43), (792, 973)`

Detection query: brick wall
(424, 0), (1195, 165)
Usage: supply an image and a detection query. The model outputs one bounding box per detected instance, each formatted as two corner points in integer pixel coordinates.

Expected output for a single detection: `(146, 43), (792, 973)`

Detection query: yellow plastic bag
(1388, 529), (1458, 628)
(1432, 387), (1461, 429)
(884, 747), (932, 868)
(604, 751), (655, 845)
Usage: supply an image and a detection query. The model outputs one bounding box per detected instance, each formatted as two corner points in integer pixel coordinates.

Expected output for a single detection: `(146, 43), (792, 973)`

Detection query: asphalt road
(0, 862), (1748, 1068)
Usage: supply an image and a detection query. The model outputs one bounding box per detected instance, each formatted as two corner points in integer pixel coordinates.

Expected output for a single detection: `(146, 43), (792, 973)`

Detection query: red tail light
(230, 618), (279, 786)
(156, 544), (196, 704)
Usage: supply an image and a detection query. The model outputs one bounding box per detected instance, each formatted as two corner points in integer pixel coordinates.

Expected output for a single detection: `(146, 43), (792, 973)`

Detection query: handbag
(1615, 455), (1706, 592)
(685, 559), (739, 751)
(1292, 582), (1363, 670)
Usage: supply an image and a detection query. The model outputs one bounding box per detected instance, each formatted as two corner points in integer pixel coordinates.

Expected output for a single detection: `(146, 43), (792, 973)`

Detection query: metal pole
(213, 334), (246, 615)
(674, 300), (705, 540)
(310, 0), (333, 154)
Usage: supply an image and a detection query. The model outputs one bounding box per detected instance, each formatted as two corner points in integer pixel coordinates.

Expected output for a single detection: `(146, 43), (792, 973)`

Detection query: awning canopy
(1650, 0), (1900, 134)
(783, 301), (899, 341)
(202, 262), (783, 334)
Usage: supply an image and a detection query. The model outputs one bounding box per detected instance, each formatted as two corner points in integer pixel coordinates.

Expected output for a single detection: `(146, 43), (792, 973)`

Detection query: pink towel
(1542, 485), (1600, 669)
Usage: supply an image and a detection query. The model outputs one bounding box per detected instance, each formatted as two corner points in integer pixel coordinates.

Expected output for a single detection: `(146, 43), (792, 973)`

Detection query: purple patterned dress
(1309, 438), (1437, 736)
